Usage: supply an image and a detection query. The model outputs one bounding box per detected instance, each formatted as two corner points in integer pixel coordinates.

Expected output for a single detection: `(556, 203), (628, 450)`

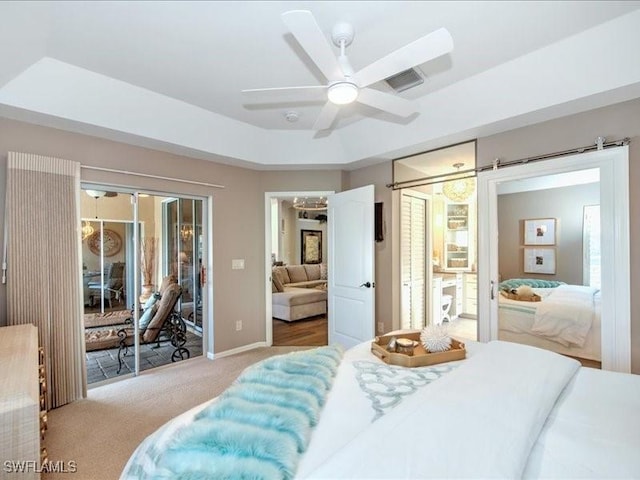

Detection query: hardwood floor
(272, 315), (328, 346)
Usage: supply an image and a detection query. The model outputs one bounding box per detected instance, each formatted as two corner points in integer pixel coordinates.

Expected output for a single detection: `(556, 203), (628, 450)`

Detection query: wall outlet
(232, 259), (245, 270)
(377, 322), (384, 333)
(235, 320), (242, 331)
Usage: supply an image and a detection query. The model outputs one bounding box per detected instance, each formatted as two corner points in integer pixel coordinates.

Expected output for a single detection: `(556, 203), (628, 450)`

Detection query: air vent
(385, 68), (424, 92)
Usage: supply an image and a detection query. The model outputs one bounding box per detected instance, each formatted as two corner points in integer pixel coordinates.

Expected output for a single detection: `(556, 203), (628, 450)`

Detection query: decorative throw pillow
(273, 266), (290, 284)
(272, 274), (285, 292)
(139, 303), (159, 330)
(143, 292), (160, 310)
(320, 263), (328, 280)
(499, 278), (566, 290)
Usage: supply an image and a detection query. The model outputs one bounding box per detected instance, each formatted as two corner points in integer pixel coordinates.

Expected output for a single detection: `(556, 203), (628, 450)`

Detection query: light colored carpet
(42, 347), (305, 480)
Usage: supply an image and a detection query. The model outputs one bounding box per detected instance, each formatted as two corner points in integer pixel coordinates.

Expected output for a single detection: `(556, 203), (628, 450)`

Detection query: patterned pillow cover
(499, 278), (566, 290)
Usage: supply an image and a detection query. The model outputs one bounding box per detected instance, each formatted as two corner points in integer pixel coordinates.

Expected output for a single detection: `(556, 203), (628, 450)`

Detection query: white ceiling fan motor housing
(332, 22), (354, 48)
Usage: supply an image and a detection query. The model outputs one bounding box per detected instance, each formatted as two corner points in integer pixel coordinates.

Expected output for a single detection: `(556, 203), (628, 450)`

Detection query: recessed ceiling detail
(0, 2), (639, 169)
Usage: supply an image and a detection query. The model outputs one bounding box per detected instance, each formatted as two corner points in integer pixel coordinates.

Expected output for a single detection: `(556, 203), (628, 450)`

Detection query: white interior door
(328, 185), (375, 348)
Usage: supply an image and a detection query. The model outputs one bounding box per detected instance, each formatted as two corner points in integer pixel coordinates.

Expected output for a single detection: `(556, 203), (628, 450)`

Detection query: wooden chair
(116, 281), (190, 373)
(88, 261), (125, 308)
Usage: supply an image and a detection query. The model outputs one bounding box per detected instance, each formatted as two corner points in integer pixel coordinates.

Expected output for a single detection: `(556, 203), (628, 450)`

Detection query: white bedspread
(303, 341), (579, 479)
(531, 285), (598, 347)
(123, 338), (640, 480)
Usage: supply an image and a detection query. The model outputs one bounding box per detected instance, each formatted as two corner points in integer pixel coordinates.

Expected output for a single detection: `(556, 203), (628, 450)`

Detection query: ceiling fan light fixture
(442, 163), (475, 202)
(293, 197), (327, 211)
(327, 82), (358, 105)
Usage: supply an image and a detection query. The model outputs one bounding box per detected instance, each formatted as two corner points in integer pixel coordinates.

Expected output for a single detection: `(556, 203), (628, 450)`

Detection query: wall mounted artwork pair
(523, 218), (556, 274)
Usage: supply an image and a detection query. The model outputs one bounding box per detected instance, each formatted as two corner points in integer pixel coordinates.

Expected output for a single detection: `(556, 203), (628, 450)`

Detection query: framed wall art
(524, 247), (556, 275)
(524, 218), (556, 245)
(301, 229), (322, 264)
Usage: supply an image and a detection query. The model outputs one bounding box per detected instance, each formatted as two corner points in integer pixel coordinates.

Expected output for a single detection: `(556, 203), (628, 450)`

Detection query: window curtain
(5, 152), (86, 408)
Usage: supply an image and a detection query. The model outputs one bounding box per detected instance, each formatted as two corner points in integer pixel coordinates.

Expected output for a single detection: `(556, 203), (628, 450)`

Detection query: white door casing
(328, 185), (375, 349)
(264, 190), (334, 346)
(477, 146), (630, 372)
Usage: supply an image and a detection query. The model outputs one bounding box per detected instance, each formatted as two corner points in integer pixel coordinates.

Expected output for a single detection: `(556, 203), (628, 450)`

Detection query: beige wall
(497, 183), (600, 284)
(0, 118), (343, 355)
(1, 96), (639, 369)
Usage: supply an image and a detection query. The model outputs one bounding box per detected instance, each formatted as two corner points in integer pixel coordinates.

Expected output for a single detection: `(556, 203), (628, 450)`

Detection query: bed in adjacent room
(121, 335), (639, 479)
(498, 278), (601, 361)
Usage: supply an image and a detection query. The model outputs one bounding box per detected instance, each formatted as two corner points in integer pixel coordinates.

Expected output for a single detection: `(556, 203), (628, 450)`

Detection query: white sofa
(272, 264), (327, 321)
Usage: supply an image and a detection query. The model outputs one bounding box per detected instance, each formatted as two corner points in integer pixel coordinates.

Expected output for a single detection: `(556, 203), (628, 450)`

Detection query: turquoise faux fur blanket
(155, 346), (343, 479)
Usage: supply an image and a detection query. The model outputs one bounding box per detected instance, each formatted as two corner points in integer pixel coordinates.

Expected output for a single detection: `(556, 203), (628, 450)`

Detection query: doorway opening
(394, 141), (478, 343)
(265, 191), (332, 347)
(81, 187), (208, 385)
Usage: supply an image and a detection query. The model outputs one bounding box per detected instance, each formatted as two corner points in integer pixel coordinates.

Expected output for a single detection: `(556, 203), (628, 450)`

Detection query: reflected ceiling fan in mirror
(242, 10), (454, 131)
(81, 189), (117, 240)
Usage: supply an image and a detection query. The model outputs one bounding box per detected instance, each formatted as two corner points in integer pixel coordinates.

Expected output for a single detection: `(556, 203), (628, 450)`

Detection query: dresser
(462, 273), (478, 319)
(0, 324), (42, 480)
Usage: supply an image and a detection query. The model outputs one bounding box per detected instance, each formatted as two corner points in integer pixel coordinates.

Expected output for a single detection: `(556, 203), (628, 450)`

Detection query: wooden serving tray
(371, 331), (466, 368)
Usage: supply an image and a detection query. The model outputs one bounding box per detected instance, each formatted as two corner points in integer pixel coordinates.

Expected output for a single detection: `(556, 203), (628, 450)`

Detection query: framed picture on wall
(524, 218), (556, 245)
(301, 230), (322, 264)
(524, 247), (556, 275)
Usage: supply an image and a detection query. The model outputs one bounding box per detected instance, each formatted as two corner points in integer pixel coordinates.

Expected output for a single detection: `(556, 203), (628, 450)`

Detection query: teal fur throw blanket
(156, 345), (343, 479)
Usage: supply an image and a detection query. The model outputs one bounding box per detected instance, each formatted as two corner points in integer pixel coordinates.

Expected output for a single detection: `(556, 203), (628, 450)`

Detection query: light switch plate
(232, 259), (245, 270)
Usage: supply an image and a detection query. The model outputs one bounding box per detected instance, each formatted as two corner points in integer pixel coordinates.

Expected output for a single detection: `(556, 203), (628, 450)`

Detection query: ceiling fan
(85, 189), (117, 198)
(242, 10), (454, 131)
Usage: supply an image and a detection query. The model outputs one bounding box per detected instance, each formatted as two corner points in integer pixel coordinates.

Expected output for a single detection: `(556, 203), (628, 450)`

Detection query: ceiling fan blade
(356, 88), (416, 117)
(313, 102), (341, 130)
(282, 10), (343, 81)
(352, 28), (454, 88)
(242, 85), (328, 103)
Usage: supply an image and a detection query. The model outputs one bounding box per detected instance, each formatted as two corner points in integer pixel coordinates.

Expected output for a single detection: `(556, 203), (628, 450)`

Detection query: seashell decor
(420, 324), (452, 353)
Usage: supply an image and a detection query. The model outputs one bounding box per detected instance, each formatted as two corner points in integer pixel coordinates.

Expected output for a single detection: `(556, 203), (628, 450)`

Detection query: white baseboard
(208, 341), (268, 360)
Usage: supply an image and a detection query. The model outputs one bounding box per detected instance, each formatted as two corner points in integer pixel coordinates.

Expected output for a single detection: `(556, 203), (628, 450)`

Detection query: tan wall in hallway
(0, 118), (343, 354)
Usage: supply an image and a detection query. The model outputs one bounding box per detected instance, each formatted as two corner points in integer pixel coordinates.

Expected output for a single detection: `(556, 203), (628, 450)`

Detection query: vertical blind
(400, 194), (427, 330)
(5, 152), (86, 408)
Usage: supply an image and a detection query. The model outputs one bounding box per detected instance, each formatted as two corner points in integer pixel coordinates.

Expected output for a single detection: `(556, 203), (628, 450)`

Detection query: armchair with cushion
(88, 261), (125, 308)
(84, 275), (181, 353)
(116, 279), (190, 373)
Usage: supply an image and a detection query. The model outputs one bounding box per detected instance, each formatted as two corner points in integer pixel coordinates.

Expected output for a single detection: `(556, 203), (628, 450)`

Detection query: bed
(121, 336), (640, 479)
(498, 279), (601, 361)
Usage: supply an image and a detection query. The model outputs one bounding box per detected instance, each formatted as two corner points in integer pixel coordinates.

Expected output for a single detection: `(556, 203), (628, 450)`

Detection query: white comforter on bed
(302, 341), (579, 479)
(531, 285), (598, 347)
(122, 338), (640, 479)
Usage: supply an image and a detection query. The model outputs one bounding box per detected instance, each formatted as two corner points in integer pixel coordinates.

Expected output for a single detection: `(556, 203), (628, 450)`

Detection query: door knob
(360, 282), (372, 288)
